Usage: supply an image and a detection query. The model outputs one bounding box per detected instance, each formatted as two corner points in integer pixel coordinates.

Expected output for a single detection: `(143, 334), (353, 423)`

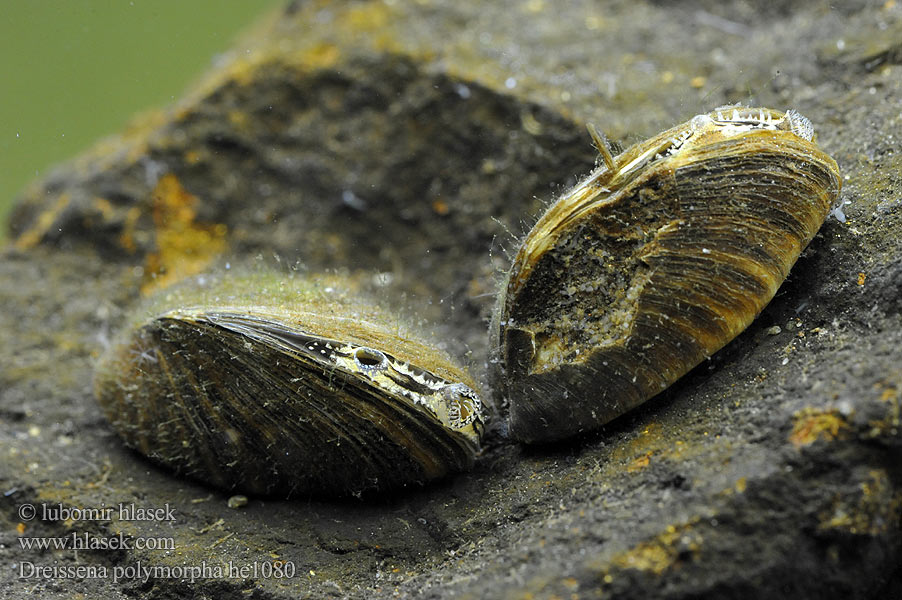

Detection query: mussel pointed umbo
(494, 107), (841, 443)
(94, 271), (484, 497)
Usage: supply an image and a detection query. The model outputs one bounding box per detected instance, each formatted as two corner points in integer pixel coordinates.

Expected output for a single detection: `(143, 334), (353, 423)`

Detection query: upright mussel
(494, 107), (841, 443)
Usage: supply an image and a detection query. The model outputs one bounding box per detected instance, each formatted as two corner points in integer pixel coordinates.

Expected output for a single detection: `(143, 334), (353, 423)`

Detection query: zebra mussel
(494, 106), (841, 443)
(94, 271), (484, 497)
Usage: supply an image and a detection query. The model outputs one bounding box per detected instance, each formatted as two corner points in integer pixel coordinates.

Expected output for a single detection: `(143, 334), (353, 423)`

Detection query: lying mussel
(95, 271), (484, 497)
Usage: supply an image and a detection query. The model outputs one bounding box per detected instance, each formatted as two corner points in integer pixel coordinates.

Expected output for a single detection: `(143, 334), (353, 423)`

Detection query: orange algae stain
(818, 469), (902, 535)
(198, 41), (341, 108)
(610, 520), (702, 575)
(178, 47), (269, 115)
(869, 383), (900, 438)
(141, 174), (227, 295)
(92, 197), (115, 221)
(217, 54), (260, 88)
(608, 422), (693, 472)
(13, 193), (71, 250)
(857, 272), (867, 286)
(117, 206), (144, 254)
(120, 110), (167, 164)
(300, 42), (340, 70)
(789, 407), (851, 448)
(227, 110), (250, 129)
(278, 42), (342, 76)
(626, 451), (653, 473)
(431, 199), (450, 216)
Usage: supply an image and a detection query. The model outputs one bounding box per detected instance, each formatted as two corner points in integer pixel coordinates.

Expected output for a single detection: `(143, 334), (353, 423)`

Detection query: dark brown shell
(494, 107), (841, 443)
(94, 272), (483, 498)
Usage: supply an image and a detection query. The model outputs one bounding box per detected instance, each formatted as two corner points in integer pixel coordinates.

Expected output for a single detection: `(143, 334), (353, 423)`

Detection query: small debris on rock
(227, 495), (249, 509)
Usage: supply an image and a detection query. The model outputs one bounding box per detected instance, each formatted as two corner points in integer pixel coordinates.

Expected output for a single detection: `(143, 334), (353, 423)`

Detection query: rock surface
(2, 0), (901, 598)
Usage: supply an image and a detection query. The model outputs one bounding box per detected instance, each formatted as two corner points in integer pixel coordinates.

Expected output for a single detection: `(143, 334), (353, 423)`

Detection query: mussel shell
(495, 107), (841, 443)
(94, 272), (483, 497)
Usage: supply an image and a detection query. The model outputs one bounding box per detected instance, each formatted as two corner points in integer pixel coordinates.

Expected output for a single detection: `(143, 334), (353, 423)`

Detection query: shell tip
(587, 122), (616, 171)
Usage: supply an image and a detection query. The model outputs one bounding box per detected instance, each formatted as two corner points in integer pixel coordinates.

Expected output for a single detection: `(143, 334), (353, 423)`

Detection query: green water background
(0, 1), (283, 241)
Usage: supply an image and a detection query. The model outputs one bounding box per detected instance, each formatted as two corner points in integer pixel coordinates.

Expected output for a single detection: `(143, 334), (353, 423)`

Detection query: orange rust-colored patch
(299, 42), (341, 70)
(610, 520), (702, 575)
(561, 577), (579, 591)
(227, 110), (250, 129)
(857, 272), (867, 286)
(141, 174), (227, 295)
(92, 196), (115, 221)
(117, 206), (143, 254)
(868, 383), (901, 439)
(431, 199), (450, 216)
(626, 451), (653, 473)
(608, 422), (695, 469)
(13, 193), (71, 250)
(120, 110), (167, 165)
(789, 407), (851, 448)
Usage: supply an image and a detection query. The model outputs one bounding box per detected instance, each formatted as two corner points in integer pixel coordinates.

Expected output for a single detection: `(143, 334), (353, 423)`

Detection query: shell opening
(354, 347), (388, 371)
(440, 383), (481, 429)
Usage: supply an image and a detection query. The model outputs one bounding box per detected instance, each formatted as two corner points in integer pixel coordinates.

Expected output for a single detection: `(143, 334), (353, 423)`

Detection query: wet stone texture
(2, 0), (901, 598)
